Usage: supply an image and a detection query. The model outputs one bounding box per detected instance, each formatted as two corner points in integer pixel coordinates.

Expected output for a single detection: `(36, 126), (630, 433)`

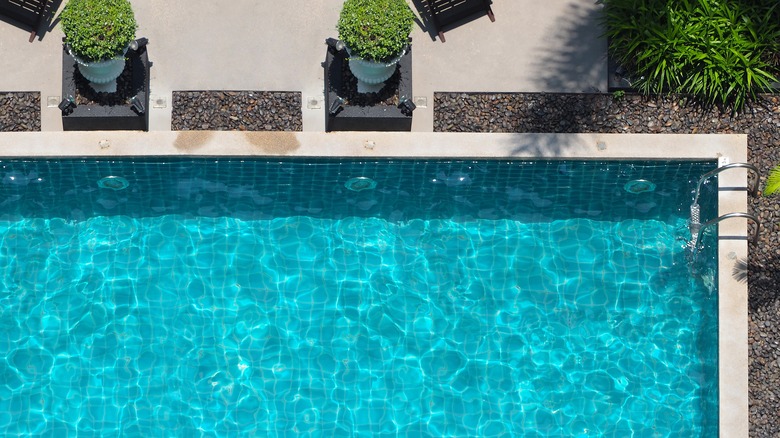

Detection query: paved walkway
(0, 0), (606, 132)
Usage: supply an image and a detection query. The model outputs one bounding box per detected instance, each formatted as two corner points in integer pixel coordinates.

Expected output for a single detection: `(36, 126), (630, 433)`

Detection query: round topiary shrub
(61, 0), (137, 63)
(337, 0), (415, 63)
(601, 0), (780, 110)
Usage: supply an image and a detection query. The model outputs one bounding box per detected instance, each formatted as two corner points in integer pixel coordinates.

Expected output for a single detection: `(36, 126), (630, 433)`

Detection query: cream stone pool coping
(0, 131), (749, 436)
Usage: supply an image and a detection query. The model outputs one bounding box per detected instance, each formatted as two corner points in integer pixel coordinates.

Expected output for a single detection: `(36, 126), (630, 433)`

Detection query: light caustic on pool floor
(0, 214), (717, 437)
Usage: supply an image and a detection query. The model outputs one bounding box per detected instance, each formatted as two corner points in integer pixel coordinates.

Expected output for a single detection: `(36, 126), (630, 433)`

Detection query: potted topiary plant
(60, 0), (137, 93)
(337, 0), (415, 93)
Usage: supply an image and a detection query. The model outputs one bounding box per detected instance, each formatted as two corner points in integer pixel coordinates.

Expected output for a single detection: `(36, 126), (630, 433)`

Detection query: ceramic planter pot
(68, 46), (128, 93)
(346, 46), (406, 94)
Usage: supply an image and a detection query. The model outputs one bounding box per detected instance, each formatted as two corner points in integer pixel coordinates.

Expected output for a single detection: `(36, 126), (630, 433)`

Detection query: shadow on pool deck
(532, 1), (606, 94)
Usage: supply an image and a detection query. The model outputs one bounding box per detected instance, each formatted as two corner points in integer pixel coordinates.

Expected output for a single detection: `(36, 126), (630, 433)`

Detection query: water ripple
(0, 216), (717, 436)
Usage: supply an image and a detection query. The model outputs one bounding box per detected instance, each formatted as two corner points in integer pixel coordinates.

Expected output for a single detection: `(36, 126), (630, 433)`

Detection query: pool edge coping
(0, 131), (749, 436)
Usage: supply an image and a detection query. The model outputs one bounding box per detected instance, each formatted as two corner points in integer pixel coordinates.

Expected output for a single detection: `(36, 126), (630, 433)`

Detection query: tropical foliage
(337, 0), (415, 62)
(601, 0), (780, 110)
(61, 0), (137, 63)
(765, 165), (780, 196)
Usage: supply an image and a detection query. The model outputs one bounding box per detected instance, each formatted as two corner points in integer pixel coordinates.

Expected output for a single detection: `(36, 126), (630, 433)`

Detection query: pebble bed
(336, 62), (401, 107)
(171, 91), (302, 131)
(435, 91), (780, 437)
(72, 58), (137, 106)
(0, 92), (40, 132)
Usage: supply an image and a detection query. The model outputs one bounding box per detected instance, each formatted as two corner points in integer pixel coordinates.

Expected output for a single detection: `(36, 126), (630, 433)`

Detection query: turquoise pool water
(0, 159), (718, 437)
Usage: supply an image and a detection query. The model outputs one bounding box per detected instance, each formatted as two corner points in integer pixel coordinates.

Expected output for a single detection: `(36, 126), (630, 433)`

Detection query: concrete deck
(0, 0), (607, 132)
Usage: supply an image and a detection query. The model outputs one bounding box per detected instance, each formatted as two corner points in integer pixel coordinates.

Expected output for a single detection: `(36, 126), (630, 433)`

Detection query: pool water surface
(0, 159), (718, 437)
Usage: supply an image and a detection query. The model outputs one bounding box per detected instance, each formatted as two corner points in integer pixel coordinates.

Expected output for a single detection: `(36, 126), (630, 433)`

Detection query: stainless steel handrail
(696, 212), (760, 246)
(693, 162), (759, 206)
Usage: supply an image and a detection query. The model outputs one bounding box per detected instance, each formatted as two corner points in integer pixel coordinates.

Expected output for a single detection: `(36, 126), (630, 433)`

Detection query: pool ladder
(688, 162), (760, 251)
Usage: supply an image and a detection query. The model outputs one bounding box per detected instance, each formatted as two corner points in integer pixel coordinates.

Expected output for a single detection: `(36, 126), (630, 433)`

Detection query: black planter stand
(324, 40), (413, 132)
(61, 43), (151, 131)
(607, 56), (638, 92)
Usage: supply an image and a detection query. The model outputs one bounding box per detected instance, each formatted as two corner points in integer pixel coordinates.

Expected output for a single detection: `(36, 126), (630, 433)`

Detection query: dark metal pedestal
(324, 43), (413, 132)
(62, 44), (151, 131)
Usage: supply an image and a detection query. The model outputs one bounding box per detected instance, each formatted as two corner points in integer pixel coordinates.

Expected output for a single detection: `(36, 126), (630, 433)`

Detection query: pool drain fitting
(98, 176), (130, 190)
(623, 179), (655, 194)
(345, 177), (377, 192)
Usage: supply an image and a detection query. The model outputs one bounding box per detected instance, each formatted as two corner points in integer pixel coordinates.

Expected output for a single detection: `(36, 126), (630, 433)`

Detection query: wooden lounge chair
(0, 0), (48, 42)
(426, 0), (495, 43)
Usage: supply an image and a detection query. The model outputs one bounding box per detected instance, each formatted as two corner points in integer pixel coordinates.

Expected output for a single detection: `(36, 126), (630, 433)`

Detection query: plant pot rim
(66, 44), (129, 65)
(344, 44), (408, 66)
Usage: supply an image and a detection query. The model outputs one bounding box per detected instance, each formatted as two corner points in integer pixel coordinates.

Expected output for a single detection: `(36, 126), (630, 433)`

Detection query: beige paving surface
(0, 0), (607, 132)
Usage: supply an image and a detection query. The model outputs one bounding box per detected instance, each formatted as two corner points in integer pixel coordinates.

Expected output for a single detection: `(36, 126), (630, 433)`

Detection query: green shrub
(61, 0), (137, 63)
(601, 0), (780, 110)
(337, 0), (415, 62)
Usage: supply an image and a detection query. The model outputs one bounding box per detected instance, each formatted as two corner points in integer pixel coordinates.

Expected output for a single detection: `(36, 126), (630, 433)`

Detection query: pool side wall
(0, 131), (749, 437)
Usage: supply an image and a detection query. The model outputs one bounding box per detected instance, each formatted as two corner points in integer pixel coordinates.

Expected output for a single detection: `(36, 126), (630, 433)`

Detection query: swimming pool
(0, 158), (718, 436)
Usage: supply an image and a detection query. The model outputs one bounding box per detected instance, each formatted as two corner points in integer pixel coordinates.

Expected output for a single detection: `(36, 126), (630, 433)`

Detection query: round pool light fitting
(345, 177), (377, 192)
(624, 179), (656, 194)
(98, 176), (130, 191)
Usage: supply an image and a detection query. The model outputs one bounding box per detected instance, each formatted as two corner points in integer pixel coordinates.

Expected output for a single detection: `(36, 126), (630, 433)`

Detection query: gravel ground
(0, 92), (40, 132)
(435, 91), (780, 437)
(336, 62), (401, 107)
(171, 91), (302, 131)
(72, 58), (138, 106)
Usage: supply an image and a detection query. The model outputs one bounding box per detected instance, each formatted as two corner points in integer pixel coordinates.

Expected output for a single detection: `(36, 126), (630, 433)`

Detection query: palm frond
(765, 164), (780, 196)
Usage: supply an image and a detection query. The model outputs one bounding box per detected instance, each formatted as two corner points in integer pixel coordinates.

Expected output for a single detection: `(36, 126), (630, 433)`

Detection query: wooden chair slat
(424, 0), (494, 43)
(0, 0), (48, 42)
